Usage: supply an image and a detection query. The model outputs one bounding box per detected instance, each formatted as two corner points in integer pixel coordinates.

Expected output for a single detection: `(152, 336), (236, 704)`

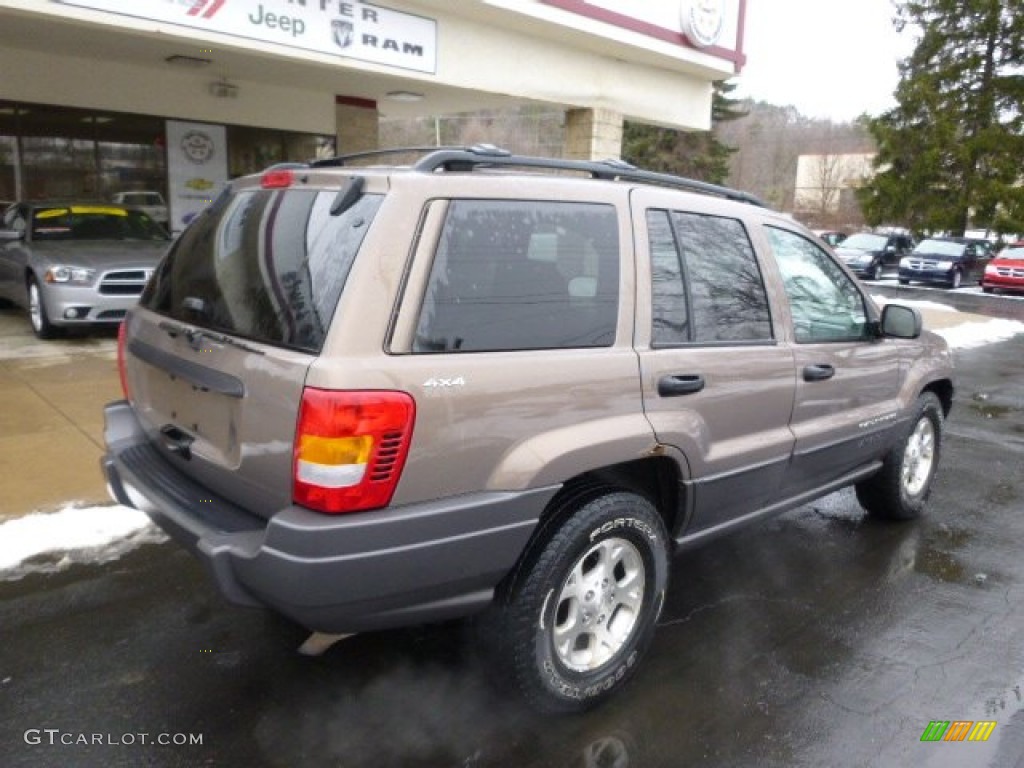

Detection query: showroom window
(0, 100), (333, 205)
(0, 102), (166, 202)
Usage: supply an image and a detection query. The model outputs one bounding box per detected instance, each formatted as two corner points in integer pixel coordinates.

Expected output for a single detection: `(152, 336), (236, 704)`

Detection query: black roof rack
(309, 144), (766, 207)
(413, 145), (767, 207)
(310, 146), (469, 168)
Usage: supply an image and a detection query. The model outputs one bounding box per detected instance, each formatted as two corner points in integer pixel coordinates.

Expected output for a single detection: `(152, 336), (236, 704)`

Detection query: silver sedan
(0, 202), (170, 338)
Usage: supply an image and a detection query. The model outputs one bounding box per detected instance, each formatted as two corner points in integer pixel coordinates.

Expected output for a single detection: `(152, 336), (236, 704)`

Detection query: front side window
(413, 200), (619, 353)
(767, 227), (870, 343)
(648, 209), (772, 345)
(142, 187), (382, 353)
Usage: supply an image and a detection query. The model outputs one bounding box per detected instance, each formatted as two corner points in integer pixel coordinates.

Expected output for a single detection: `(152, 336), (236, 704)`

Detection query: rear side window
(142, 187), (382, 353)
(649, 209), (772, 345)
(413, 200), (619, 353)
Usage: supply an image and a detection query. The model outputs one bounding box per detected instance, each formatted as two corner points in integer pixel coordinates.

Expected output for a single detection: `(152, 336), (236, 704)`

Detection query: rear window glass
(141, 187), (381, 353)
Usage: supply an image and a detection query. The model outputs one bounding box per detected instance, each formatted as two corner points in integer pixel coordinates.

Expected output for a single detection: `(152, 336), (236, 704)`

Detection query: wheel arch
(536, 456), (684, 550)
(556, 457), (680, 523)
(494, 456), (684, 603)
(922, 378), (954, 417)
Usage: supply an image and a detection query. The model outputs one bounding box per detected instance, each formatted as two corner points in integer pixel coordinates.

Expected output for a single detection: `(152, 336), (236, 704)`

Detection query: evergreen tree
(858, 0), (1024, 235)
(622, 81), (745, 184)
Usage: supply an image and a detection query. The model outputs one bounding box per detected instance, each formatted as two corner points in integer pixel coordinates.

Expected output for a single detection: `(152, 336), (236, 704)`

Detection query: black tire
(855, 392), (943, 521)
(489, 490), (669, 713)
(27, 276), (59, 340)
(871, 262), (883, 281)
(982, 286), (994, 294)
(947, 269), (962, 289)
(898, 279), (910, 286)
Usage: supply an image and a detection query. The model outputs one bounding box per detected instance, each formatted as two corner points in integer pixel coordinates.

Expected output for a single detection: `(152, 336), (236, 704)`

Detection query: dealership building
(0, 0), (747, 230)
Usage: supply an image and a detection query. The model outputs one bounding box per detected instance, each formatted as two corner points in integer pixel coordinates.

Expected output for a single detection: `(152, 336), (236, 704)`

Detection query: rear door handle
(658, 374), (705, 397)
(803, 364), (835, 382)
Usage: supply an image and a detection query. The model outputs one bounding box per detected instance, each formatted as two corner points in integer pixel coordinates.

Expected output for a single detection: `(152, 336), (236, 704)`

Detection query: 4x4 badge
(423, 376), (465, 388)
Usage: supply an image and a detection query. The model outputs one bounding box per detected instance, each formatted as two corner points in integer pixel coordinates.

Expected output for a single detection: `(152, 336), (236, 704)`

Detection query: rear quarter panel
(307, 174), (659, 505)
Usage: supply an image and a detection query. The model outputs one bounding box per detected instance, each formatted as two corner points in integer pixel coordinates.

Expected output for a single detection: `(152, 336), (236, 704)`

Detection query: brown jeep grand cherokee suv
(103, 146), (954, 712)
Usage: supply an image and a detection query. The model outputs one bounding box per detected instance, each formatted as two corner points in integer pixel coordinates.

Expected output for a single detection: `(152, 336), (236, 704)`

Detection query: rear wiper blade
(157, 320), (190, 339)
(157, 320), (265, 356)
(190, 328), (267, 356)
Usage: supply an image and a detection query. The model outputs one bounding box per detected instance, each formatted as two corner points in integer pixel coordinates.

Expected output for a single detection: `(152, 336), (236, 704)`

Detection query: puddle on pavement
(969, 402), (1018, 419)
(968, 392), (1022, 419)
(914, 548), (966, 583)
(914, 525), (972, 584)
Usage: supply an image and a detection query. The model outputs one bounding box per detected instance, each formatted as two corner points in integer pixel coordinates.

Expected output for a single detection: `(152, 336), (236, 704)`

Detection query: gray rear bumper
(102, 400), (552, 633)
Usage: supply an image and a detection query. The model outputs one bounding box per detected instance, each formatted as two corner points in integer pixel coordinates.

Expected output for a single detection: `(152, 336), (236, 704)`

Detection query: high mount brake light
(261, 169), (294, 189)
(293, 389), (416, 514)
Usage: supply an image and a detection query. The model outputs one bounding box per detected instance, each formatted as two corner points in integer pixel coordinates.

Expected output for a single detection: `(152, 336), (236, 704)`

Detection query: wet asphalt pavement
(2, 296), (1024, 767)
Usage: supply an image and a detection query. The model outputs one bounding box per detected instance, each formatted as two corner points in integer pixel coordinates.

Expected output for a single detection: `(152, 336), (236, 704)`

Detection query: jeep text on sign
(53, 0), (437, 74)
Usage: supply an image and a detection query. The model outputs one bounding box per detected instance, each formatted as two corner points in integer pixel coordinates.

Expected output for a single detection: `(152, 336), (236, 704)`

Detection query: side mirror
(880, 304), (922, 339)
(0, 228), (24, 242)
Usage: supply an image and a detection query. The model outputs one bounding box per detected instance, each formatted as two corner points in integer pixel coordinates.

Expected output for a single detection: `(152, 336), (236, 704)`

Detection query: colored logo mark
(188, 0), (226, 20)
(921, 720), (997, 742)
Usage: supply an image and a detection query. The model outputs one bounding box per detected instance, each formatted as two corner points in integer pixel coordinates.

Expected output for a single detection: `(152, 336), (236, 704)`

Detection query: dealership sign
(54, 0), (437, 74)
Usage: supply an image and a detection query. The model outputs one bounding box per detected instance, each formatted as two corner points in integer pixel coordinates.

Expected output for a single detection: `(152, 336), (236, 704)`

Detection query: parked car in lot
(111, 190), (169, 228)
(0, 202), (170, 338)
(103, 146), (954, 713)
(898, 237), (991, 289)
(982, 243), (1024, 295)
(835, 232), (914, 281)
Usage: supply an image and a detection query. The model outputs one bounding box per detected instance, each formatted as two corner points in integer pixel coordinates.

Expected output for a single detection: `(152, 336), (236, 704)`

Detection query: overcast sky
(731, 0), (916, 122)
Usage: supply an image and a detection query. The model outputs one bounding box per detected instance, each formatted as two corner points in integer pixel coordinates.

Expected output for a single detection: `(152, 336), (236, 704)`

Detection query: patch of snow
(0, 504), (166, 580)
(870, 295), (1024, 348)
(933, 318), (1024, 350)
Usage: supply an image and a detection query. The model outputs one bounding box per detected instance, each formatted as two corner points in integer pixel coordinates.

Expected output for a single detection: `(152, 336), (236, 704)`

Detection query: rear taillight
(293, 389), (416, 514)
(117, 320), (130, 400)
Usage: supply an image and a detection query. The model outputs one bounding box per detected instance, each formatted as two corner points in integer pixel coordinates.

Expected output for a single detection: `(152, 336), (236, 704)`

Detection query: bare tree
(718, 100), (875, 224)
